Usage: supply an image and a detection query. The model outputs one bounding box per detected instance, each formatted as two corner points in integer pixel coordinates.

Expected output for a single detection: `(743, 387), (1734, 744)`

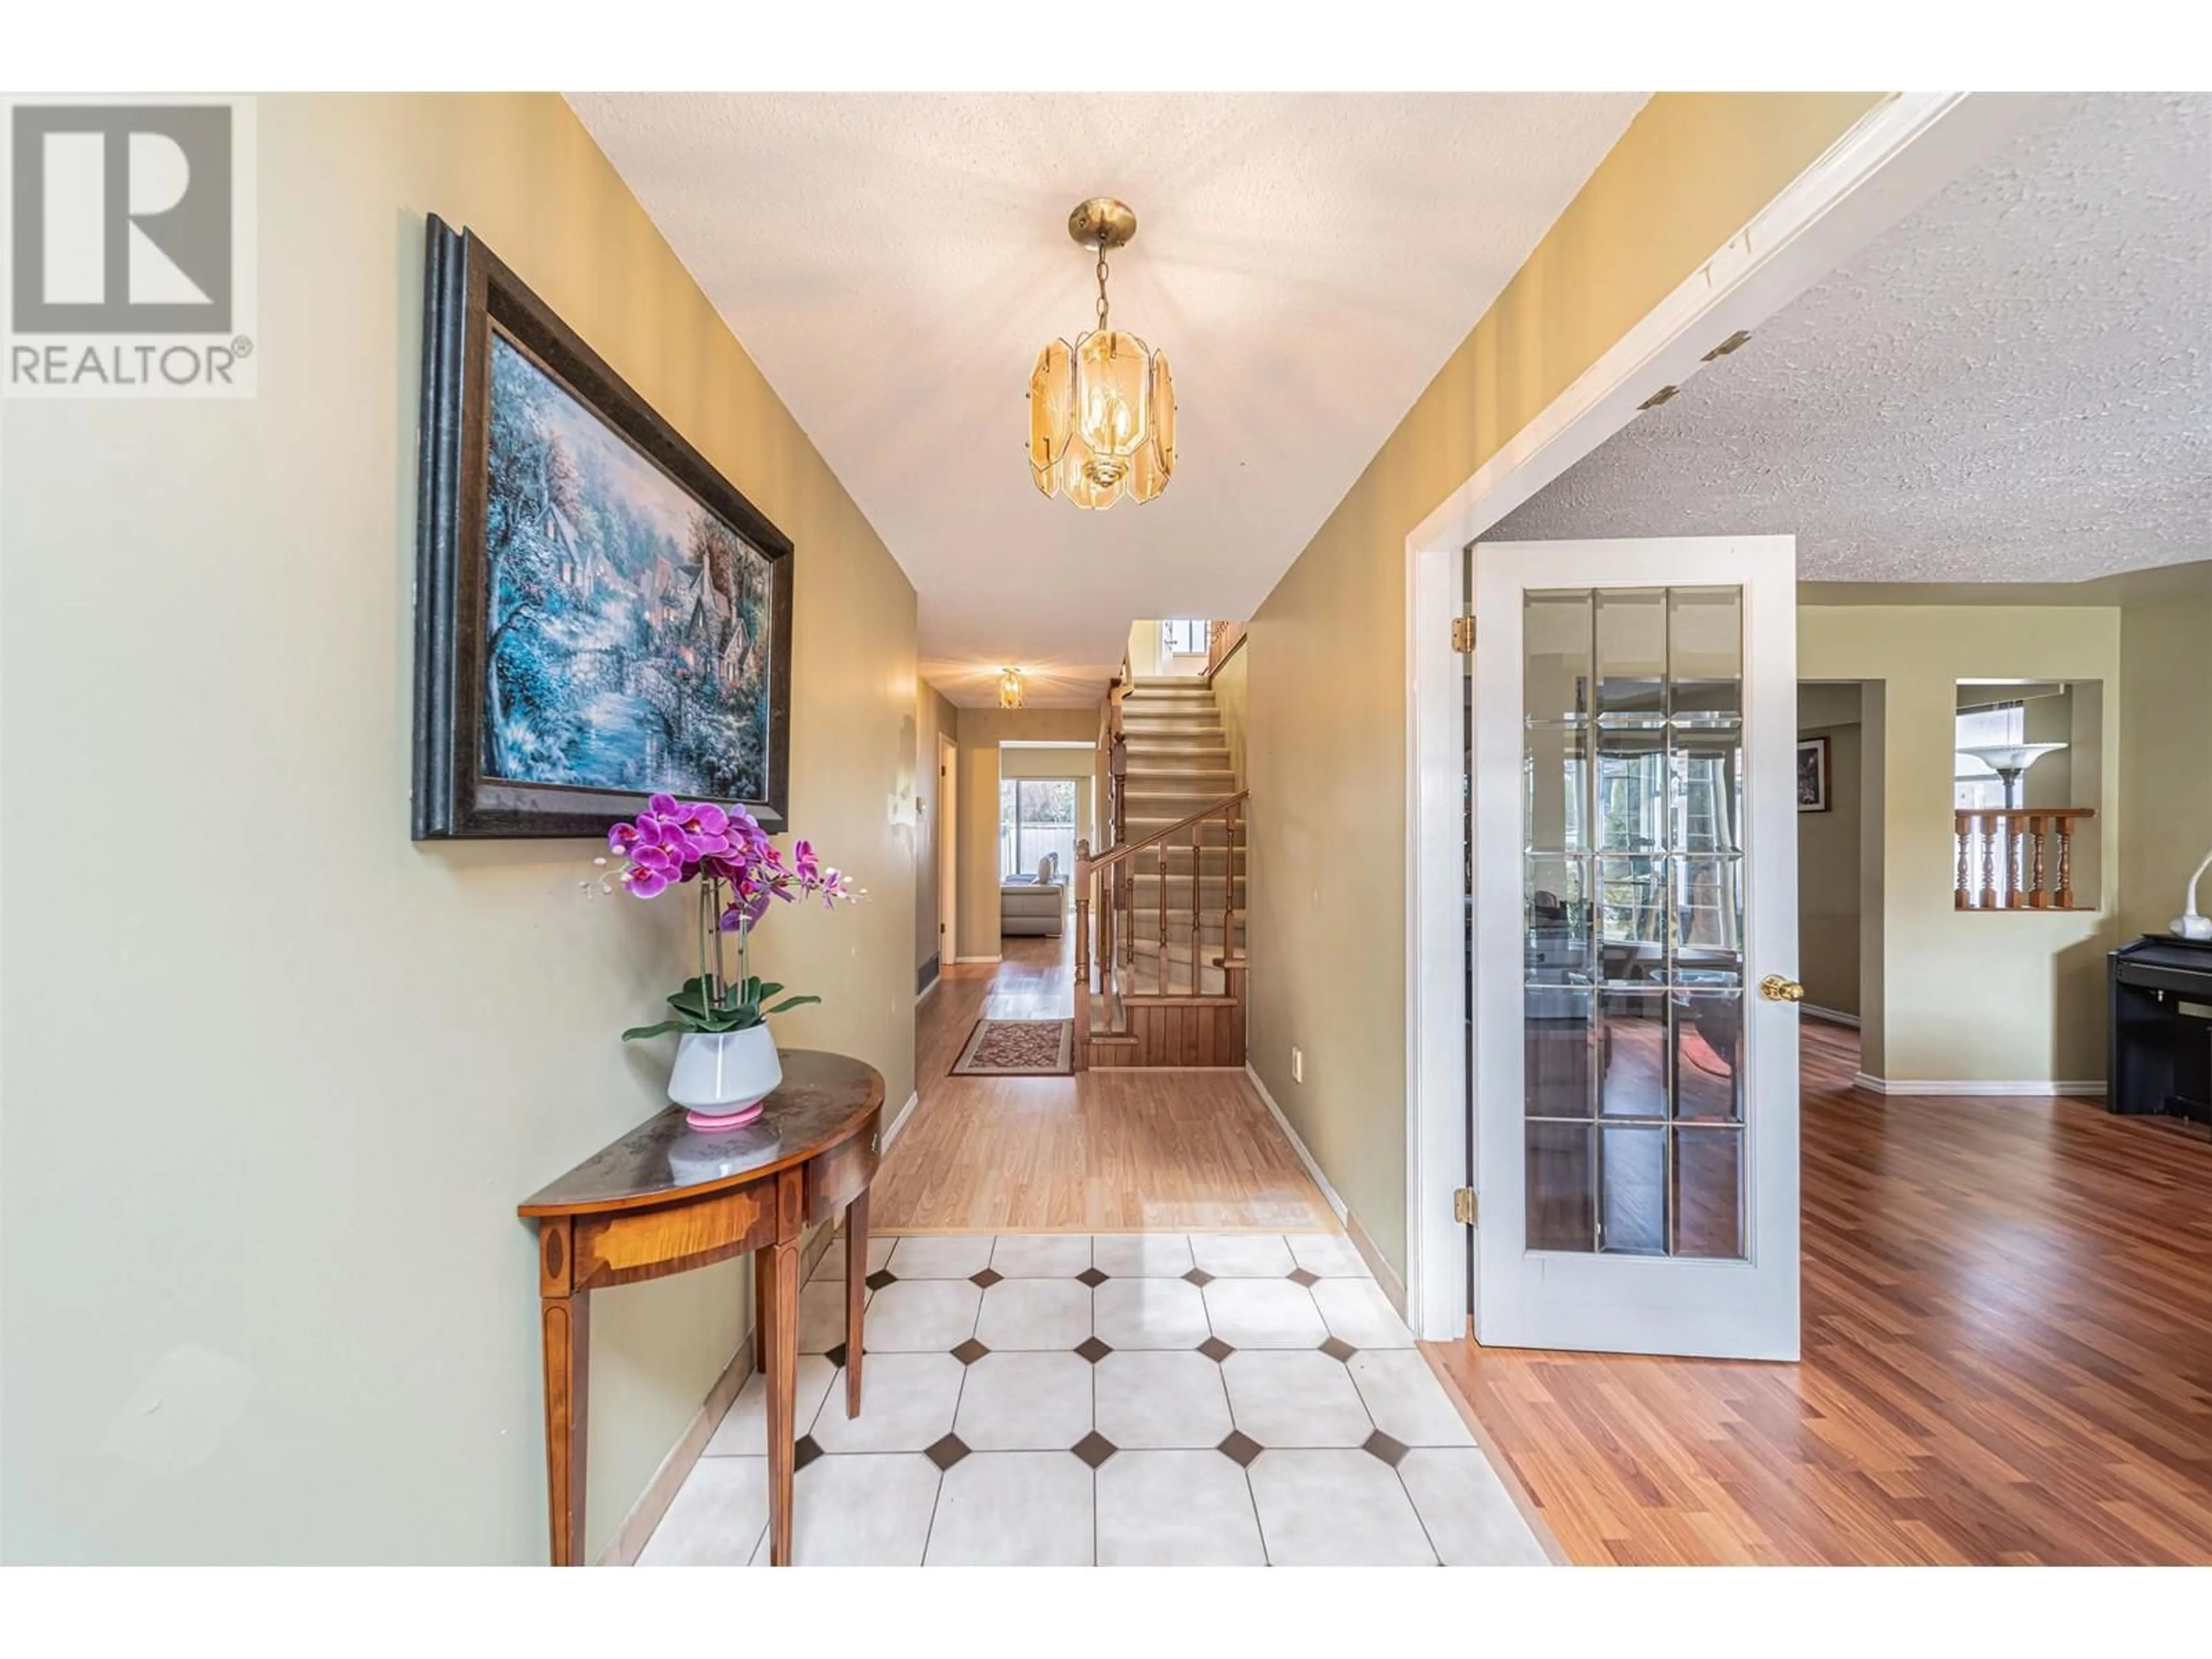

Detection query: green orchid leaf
(620, 1018), (690, 1042)
(764, 995), (821, 1016)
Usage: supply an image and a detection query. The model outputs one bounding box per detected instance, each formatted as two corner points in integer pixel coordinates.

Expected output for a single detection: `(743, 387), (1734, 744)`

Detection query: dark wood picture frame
(1797, 735), (1831, 813)
(412, 215), (794, 839)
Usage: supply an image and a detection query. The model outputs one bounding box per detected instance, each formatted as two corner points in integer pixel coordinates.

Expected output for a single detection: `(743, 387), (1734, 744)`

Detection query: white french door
(1469, 536), (1801, 1360)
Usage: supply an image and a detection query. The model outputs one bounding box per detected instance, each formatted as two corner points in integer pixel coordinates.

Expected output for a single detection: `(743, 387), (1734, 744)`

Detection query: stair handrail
(1084, 789), (1248, 872)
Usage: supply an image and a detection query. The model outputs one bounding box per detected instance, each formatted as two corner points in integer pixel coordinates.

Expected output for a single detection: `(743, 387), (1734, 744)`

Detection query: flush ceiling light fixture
(1027, 197), (1176, 510)
(998, 667), (1026, 709)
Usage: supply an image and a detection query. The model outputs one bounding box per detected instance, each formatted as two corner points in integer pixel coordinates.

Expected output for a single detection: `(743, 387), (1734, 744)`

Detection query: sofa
(999, 852), (1068, 937)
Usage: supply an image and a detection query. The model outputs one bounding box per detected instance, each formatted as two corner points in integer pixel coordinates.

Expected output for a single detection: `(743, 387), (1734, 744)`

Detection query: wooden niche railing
(1954, 807), (2094, 910)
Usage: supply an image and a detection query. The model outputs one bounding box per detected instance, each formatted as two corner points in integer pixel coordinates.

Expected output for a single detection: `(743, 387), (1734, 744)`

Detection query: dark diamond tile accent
(1071, 1431), (1119, 1468)
(1362, 1429), (1409, 1468)
(1318, 1335), (1357, 1363)
(1215, 1430), (1262, 1467)
(969, 1267), (1004, 1288)
(865, 1268), (897, 1291)
(951, 1338), (991, 1366)
(1196, 1336), (1234, 1363)
(1183, 1268), (1215, 1287)
(1074, 1335), (1113, 1365)
(1076, 1266), (1109, 1287)
(824, 1342), (849, 1370)
(925, 1433), (971, 1471)
(793, 1435), (824, 1472)
(1286, 1267), (1320, 1287)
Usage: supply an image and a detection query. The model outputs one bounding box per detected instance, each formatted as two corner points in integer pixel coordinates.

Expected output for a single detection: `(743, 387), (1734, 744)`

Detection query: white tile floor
(638, 1232), (1549, 1567)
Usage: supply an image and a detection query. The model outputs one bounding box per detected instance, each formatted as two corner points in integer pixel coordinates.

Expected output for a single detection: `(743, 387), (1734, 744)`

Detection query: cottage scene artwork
(481, 331), (773, 804)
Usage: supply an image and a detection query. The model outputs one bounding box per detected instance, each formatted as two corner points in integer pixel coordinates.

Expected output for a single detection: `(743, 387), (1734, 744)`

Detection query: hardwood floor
(874, 934), (1337, 1234)
(1430, 1018), (2212, 1565)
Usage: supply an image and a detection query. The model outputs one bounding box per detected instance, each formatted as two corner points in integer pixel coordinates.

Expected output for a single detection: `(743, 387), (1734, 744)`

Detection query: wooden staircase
(1075, 676), (1248, 1069)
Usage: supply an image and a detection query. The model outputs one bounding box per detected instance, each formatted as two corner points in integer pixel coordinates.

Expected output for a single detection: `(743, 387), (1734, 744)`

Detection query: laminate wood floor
(874, 935), (1336, 1234)
(1430, 1018), (2212, 1565)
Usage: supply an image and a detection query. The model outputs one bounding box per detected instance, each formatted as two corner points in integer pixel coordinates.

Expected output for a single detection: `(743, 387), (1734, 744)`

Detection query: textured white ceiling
(1494, 93), (2212, 583)
(568, 93), (1646, 703)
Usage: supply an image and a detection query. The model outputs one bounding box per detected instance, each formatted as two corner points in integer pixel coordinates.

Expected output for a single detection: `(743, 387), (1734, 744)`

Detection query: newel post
(1073, 838), (1092, 1072)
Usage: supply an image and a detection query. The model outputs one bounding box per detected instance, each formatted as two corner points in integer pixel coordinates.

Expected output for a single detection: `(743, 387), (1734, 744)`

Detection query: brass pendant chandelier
(998, 667), (1025, 709)
(1027, 198), (1176, 510)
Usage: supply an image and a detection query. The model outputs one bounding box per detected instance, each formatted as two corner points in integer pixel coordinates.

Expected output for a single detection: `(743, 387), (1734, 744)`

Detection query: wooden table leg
(539, 1289), (589, 1566)
(843, 1186), (869, 1418)
(761, 1230), (801, 1566)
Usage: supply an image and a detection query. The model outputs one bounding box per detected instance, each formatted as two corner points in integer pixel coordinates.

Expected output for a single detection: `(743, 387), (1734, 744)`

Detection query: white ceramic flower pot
(668, 1024), (782, 1130)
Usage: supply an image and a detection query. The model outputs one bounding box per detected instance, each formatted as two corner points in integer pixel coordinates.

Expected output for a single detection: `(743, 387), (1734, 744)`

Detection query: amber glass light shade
(1027, 340), (1075, 492)
(998, 668), (1025, 709)
(1028, 329), (1175, 510)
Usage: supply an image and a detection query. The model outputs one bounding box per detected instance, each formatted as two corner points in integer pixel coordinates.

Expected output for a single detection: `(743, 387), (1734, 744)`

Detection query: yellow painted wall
(916, 683), (959, 980)
(950, 708), (1099, 957)
(2120, 592), (2212, 941)
(1243, 93), (1883, 1282)
(1799, 606), (2122, 1084)
(1211, 645), (1250, 793)
(0, 95), (917, 1563)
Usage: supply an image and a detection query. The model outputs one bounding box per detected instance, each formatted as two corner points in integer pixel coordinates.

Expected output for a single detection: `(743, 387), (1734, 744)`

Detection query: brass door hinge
(1453, 1187), (1478, 1225)
(1450, 616), (1476, 653)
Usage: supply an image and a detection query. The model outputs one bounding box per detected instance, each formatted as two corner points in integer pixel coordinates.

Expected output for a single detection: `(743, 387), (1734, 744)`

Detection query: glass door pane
(1521, 586), (1747, 1259)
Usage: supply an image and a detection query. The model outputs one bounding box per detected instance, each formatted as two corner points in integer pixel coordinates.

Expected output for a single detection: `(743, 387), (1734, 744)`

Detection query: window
(1160, 619), (1209, 656)
(999, 778), (1078, 879)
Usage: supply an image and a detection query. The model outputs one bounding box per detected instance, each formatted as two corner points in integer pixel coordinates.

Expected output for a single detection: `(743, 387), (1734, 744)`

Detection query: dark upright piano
(2108, 935), (2212, 1128)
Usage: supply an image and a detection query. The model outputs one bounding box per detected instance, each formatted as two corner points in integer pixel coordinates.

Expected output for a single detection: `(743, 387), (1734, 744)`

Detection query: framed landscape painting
(412, 216), (793, 839)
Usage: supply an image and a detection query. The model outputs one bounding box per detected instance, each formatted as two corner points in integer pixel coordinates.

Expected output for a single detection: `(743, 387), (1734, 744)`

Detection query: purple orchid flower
(620, 844), (677, 899)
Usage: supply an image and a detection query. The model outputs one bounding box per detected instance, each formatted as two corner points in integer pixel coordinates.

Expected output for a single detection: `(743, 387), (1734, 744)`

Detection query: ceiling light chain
(1027, 196), (1176, 510)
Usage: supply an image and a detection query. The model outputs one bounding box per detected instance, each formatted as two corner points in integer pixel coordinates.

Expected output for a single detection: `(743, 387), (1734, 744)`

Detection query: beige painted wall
(0, 95), (917, 1563)
(1800, 606), (2122, 1084)
(1797, 685), (1863, 1018)
(2120, 592), (2212, 941)
(1211, 646), (1250, 793)
(915, 683), (959, 982)
(949, 709), (1099, 957)
(1126, 621), (1164, 679)
(1243, 93), (1883, 1283)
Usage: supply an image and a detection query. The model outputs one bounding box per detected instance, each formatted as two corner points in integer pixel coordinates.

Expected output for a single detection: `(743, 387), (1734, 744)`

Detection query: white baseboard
(1802, 1005), (1860, 1028)
(915, 977), (940, 1006)
(1854, 1071), (2107, 1098)
(882, 1089), (919, 1150)
(953, 955), (1002, 964)
(1240, 1065), (1411, 1316)
(1243, 1064), (1347, 1224)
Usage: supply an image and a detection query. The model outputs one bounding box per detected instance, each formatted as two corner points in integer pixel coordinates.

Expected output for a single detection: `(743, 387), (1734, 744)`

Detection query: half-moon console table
(517, 1049), (885, 1566)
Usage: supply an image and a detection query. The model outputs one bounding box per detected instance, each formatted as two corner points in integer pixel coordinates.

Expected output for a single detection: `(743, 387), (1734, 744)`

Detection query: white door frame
(1400, 92), (2043, 1340)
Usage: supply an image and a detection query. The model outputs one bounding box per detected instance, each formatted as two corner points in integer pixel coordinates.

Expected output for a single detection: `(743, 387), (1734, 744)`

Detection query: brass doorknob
(1759, 975), (1805, 1003)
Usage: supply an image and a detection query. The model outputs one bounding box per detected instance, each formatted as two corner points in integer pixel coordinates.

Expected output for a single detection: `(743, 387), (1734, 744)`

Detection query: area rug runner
(951, 1018), (1075, 1077)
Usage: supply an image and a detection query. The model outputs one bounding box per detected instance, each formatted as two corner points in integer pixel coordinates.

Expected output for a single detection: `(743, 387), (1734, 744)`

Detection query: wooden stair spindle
(1951, 806), (2094, 911)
